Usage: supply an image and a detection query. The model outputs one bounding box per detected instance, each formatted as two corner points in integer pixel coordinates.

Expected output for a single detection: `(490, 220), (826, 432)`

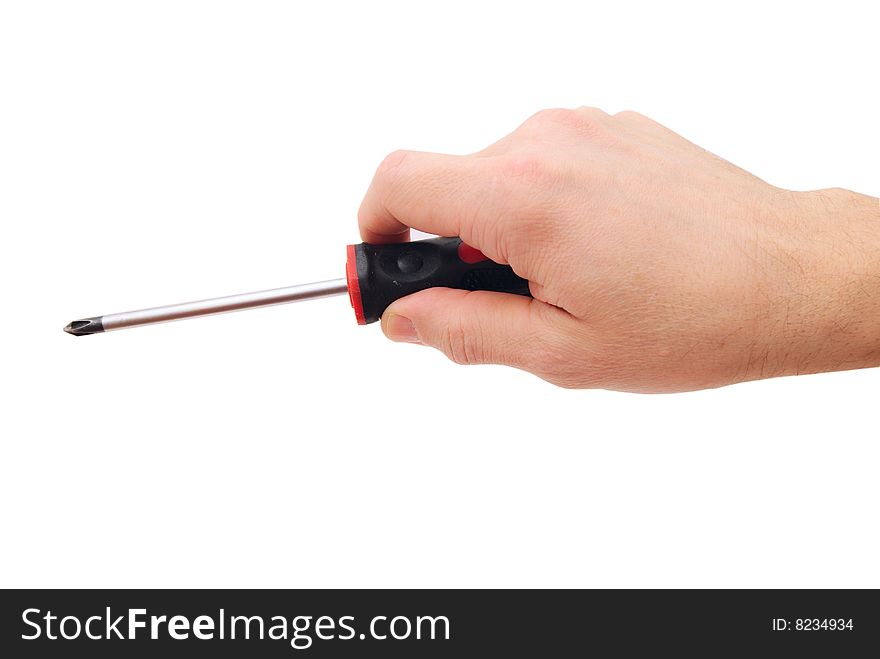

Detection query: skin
(358, 107), (880, 392)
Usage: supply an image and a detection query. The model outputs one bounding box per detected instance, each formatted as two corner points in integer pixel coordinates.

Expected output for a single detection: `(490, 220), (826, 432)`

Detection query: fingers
(358, 108), (614, 254)
(358, 150), (535, 262)
(358, 150), (480, 244)
(380, 287), (576, 377)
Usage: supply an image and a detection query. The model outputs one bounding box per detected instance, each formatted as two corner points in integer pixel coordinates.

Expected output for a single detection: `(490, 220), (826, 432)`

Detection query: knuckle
(528, 106), (608, 138)
(530, 107), (576, 124)
(498, 153), (551, 182)
(568, 108), (608, 137)
(490, 154), (567, 230)
(375, 149), (411, 182)
(574, 105), (610, 119)
(614, 109), (645, 121)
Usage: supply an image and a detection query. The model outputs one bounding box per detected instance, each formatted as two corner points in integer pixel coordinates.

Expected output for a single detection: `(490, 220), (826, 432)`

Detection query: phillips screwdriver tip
(63, 317), (105, 336)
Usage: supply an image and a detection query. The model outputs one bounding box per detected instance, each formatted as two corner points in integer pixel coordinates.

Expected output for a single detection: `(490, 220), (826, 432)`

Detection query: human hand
(358, 108), (880, 392)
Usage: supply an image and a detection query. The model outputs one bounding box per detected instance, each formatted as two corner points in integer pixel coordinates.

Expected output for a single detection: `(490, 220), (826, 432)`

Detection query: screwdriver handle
(346, 237), (531, 324)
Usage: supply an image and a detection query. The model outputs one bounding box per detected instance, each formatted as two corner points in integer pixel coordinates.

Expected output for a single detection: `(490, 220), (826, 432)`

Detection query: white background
(1, 1), (877, 588)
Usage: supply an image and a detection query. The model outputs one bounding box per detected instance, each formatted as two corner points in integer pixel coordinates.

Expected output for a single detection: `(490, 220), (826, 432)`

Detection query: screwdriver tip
(63, 317), (105, 336)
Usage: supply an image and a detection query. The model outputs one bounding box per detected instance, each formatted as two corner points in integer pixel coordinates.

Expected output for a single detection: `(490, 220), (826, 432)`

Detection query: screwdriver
(63, 237), (531, 335)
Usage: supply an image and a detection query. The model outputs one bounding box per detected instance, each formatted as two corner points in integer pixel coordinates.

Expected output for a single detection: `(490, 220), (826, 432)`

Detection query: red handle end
(346, 244), (366, 325)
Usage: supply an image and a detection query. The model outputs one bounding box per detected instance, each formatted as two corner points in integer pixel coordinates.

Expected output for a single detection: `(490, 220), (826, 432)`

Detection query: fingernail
(385, 314), (421, 344)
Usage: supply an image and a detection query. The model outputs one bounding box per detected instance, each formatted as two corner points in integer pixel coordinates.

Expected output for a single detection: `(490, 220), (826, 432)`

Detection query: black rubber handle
(346, 237), (531, 324)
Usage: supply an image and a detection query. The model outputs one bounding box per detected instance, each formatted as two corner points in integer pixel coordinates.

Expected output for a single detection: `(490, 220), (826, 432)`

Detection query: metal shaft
(64, 278), (349, 335)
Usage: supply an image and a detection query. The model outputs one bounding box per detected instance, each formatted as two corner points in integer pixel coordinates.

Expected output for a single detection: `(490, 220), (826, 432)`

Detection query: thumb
(380, 287), (566, 371)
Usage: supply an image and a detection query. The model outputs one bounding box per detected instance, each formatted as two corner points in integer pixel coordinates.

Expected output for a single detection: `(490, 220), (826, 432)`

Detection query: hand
(358, 108), (880, 392)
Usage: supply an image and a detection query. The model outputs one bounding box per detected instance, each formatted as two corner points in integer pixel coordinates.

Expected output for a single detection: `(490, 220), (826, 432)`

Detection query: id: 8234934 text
(771, 618), (854, 631)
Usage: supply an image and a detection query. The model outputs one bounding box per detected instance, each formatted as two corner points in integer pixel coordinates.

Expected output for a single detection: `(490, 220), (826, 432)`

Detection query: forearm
(763, 188), (880, 379)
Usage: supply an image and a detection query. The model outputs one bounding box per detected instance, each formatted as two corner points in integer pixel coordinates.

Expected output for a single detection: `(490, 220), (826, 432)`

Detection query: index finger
(357, 150), (497, 254)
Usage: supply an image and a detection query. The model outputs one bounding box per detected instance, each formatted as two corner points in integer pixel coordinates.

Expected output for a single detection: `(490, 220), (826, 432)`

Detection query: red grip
(457, 242), (488, 264)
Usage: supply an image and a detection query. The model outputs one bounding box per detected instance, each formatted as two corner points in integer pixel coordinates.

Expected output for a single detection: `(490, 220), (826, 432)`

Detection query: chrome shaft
(65, 278), (349, 335)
